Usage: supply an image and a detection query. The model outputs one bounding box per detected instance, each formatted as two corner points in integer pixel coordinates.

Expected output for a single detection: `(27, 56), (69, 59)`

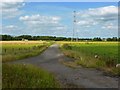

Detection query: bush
(105, 59), (116, 67)
(62, 44), (72, 50)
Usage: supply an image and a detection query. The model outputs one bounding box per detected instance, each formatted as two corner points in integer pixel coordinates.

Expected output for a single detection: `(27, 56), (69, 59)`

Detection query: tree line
(0, 35), (119, 41)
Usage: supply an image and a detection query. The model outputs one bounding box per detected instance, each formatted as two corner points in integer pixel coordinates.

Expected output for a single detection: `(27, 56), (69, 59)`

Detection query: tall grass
(60, 42), (120, 76)
(1, 41), (52, 62)
(2, 64), (60, 88)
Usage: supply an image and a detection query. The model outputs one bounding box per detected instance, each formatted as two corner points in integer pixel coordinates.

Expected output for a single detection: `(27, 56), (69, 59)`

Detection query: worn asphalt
(10, 44), (119, 88)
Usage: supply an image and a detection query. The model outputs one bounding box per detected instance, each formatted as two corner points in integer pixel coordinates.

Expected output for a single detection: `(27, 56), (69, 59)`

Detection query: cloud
(19, 14), (63, 28)
(19, 14), (61, 25)
(19, 14), (68, 36)
(87, 6), (117, 17)
(102, 23), (117, 30)
(1, 1), (25, 19)
(76, 6), (118, 28)
(77, 20), (97, 27)
(2, 25), (24, 35)
(73, 6), (118, 38)
(4, 25), (18, 30)
(2, 4), (118, 38)
(78, 6), (118, 19)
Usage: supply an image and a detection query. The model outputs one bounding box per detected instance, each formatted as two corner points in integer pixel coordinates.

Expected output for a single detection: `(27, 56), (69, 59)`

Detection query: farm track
(10, 44), (118, 88)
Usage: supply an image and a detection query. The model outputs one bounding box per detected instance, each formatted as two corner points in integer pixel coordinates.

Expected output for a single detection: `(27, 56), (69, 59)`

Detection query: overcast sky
(1, 1), (118, 38)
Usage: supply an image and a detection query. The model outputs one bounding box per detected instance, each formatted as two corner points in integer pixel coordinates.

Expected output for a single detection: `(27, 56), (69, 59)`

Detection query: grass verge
(60, 43), (120, 76)
(2, 64), (60, 88)
(2, 41), (53, 62)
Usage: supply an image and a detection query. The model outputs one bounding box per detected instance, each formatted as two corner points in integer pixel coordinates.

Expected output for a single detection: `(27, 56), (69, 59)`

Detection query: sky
(1, 1), (118, 38)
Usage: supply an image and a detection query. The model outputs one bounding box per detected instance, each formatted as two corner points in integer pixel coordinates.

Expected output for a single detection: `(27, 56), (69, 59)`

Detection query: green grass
(2, 41), (52, 62)
(2, 64), (60, 88)
(2, 41), (60, 88)
(60, 42), (120, 76)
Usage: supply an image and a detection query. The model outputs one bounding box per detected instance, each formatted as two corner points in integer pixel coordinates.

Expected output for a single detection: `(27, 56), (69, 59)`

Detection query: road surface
(10, 44), (119, 88)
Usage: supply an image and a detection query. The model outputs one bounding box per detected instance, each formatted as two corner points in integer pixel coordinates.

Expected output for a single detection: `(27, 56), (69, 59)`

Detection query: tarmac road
(10, 44), (119, 88)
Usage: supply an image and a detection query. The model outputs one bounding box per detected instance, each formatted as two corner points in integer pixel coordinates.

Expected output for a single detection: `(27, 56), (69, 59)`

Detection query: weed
(60, 42), (119, 75)
(2, 64), (60, 88)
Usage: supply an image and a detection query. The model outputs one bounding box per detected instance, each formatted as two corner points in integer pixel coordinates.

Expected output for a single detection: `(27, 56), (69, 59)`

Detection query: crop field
(59, 41), (120, 75)
(1, 41), (119, 88)
(1, 41), (52, 62)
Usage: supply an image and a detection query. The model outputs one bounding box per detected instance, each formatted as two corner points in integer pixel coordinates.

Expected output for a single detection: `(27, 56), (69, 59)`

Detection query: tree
(2, 35), (13, 41)
(93, 37), (102, 41)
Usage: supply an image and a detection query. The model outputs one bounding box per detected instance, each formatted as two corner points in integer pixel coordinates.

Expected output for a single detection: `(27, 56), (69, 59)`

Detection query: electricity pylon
(71, 11), (78, 42)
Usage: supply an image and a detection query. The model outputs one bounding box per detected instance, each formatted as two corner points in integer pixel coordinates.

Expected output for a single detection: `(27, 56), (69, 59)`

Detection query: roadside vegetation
(2, 64), (60, 88)
(2, 41), (60, 88)
(1, 41), (52, 62)
(59, 41), (120, 76)
(1, 34), (120, 41)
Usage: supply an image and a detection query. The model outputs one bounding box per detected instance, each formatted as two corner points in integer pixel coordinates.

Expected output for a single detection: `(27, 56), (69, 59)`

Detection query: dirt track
(11, 44), (119, 88)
